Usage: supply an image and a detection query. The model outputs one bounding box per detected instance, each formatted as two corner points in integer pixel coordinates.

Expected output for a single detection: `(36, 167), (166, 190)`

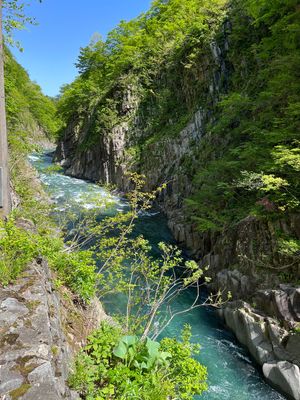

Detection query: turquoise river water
(29, 152), (285, 400)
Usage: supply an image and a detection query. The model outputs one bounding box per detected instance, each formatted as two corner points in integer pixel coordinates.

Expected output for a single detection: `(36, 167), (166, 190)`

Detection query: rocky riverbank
(218, 289), (300, 400)
(54, 2), (300, 398)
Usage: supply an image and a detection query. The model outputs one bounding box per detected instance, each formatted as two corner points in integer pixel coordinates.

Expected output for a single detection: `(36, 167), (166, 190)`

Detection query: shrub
(0, 216), (96, 303)
(69, 322), (207, 400)
(48, 249), (97, 302)
(0, 219), (38, 285)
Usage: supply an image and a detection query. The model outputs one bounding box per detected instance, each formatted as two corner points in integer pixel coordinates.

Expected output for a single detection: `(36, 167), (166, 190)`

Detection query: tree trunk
(0, 0), (11, 218)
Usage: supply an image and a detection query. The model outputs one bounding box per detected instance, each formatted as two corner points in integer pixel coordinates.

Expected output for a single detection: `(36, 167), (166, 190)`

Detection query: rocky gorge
(55, 0), (300, 398)
(57, 106), (300, 398)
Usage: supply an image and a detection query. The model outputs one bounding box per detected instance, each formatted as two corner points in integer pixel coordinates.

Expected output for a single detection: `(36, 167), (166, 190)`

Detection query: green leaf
(113, 341), (127, 359)
(121, 335), (138, 347)
(146, 338), (160, 359)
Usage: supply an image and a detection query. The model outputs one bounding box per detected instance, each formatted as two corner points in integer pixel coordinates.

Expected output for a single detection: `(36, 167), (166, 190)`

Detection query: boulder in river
(263, 361), (300, 400)
(222, 300), (300, 399)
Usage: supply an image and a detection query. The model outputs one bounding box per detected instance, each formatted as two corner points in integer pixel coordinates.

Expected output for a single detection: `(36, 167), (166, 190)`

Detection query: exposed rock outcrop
(254, 286), (300, 328)
(219, 296), (300, 399)
(56, 83), (138, 188)
(171, 214), (300, 294)
(263, 362), (300, 400)
(0, 259), (107, 400)
(55, 7), (300, 399)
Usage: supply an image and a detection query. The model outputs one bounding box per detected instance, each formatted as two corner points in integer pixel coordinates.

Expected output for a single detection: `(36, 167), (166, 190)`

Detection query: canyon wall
(56, 9), (300, 300)
(56, 1), (300, 398)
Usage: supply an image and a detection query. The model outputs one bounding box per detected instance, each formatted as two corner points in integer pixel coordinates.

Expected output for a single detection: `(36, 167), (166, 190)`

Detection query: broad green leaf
(113, 341), (127, 359)
(121, 335), (138, 347)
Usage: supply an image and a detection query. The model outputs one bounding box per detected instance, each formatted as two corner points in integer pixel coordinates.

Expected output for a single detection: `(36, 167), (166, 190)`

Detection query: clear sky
(10, 0), (152, 97)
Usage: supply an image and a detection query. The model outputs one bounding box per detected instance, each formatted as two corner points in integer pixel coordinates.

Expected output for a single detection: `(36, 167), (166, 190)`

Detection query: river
(29, 152), (285, 400)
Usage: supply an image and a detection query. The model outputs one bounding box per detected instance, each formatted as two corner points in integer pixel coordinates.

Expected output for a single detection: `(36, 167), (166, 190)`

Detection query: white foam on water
(83, 203), (98, 210)
(208, 385), (229, 396)
(29, 152), (286, 400)
(138, 210), (160, 217)
(28, 154), (43, 162)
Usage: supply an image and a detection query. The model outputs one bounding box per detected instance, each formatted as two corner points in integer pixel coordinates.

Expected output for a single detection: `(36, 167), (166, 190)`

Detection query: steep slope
(0, 50), (107, 400)
(56, 0), (300, 296)
(5, 47), (59, 142)
(4, 47), (60, 209)
(55, 1), (300, 397)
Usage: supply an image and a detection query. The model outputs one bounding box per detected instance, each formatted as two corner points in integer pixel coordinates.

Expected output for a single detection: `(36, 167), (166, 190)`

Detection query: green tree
(0, 0), (10, 217)
(0, 0), (42, 218)
(62, 173), (227, 338)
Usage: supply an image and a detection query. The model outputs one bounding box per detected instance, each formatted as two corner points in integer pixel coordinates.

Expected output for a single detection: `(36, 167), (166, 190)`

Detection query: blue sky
(10, 0), (152, 97)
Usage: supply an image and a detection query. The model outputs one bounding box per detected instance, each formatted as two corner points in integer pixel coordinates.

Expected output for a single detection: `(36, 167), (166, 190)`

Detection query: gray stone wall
(0, 259), (106, 400)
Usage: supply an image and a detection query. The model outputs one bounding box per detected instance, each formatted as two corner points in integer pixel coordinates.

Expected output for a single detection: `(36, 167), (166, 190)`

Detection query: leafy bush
(48, 249), (97, 302)
(0, 219), (38, 285)
(0, 215), (96, 302)
(69, 322), (207, 400)
(31, 231), (97, 302)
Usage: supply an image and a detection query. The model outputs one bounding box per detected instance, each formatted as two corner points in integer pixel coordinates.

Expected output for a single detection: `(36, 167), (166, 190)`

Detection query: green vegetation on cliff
(5, 47), (60, 140)
(0, 49), (97, 299)
(70, 322), (207, 400)
(4, 47), (61, 213)
(57, 0), (300, 267)
(57, 0), (227, 144)
(187, 0), (300, 231)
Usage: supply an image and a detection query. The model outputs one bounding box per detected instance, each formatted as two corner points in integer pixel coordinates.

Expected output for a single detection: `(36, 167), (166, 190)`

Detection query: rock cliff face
(56, 19), (231, 193)
(56, 3), (300, 398)
(57, 117), (127, 187)
(0, 257), (106, 400)
(56, 22), (300, 298)
(56, 81), (140, 188)
(218, 290), (300, 400)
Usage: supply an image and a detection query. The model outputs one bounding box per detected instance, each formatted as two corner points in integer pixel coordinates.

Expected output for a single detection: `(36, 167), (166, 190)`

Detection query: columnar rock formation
(55, 2), (300, 398)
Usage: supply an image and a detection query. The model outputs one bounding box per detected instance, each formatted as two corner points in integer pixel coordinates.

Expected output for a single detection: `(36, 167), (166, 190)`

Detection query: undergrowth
(69, 322), (207, 400)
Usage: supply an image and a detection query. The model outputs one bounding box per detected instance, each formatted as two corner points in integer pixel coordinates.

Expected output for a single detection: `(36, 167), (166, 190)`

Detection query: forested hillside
(1, 1), (300, 399)
(1, 48), (99, 312)
(56, 0), (300, 287)
(0, 48), (62, 284)
(5, 47), (59, 143)
(187, 0), (300, 230)
(4, 47), (60, 206)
